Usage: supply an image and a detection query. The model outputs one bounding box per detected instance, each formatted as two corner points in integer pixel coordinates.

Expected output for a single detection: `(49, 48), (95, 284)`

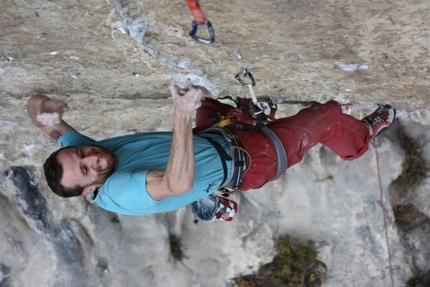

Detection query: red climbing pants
(194, 99), (371, 191)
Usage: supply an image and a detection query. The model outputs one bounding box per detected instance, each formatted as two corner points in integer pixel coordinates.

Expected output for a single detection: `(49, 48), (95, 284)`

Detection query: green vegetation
(393, 125), (429, 193)
(405, 270), (430, 287)
(391, 125), (430, 286)
(233, 234), (326, 287)
(169, 234), (186, 262)
(391, 124), (430, 235)
(110, 215), (120, 224)
(391, 125), (430, 230)
(393, 204), (429, 232)
(315, 175), (334, 183)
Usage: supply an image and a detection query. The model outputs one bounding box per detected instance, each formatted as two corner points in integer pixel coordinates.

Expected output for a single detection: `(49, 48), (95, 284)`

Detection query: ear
(81, 185), (100, 197)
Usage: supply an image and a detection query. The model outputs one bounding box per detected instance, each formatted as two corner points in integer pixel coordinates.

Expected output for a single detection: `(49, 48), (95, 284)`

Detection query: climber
(27, 81), (396, 220)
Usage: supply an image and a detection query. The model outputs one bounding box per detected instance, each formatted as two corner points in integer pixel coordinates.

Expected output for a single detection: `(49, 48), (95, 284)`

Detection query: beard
(90, 145), (117, 186)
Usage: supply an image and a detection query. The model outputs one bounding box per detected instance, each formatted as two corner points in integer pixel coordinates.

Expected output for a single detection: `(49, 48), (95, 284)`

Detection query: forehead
(58, 147), (76, 157)
(57, 147), (82, 188)
(56, 147), (78, 166)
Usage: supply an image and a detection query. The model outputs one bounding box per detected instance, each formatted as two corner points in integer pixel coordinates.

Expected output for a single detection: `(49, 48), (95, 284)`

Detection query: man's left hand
(168, 81), (203, 114)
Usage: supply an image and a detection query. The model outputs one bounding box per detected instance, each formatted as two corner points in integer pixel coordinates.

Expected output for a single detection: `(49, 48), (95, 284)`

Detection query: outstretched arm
(146, 81), (203, 200)
(27, 95), (75, 140)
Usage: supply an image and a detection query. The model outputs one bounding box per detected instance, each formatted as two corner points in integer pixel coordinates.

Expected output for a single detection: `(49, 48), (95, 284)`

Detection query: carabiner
(235, 68), (256, 87)
(189, 20), (215, 44)
(187, 0), (215, 44)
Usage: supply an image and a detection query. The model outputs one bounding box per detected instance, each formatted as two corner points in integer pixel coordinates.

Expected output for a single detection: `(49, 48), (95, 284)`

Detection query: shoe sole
(374, 106), (396, 137)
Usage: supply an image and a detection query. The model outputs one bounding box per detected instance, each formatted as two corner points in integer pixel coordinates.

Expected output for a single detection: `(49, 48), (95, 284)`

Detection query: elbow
(170, 180), (193, 195)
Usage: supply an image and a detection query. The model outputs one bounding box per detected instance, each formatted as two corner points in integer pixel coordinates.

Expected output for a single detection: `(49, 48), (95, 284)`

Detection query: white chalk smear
(37, 112), (61, 127)
(66, 54), (79, 60)
(22, 143), (38, 152)
(70, 71), (80, 78)
(178, 59), (192, 70)
(409, 109), (430, 125)
(335, 62), (369, 73)
(49, 51), (60, 55)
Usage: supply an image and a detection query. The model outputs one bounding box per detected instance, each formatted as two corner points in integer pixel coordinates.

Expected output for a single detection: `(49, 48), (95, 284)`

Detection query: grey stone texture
(1, 0), (429, 286)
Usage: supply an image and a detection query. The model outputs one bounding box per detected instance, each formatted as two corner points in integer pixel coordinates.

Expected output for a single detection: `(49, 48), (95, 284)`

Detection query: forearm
(165, 110), (195, 193)
(146, 81), (202, 200)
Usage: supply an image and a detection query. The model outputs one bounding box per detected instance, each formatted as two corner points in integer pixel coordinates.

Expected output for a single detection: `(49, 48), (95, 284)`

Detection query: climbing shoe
(213, 196), (238, 222)
(190, 194), (238, 222)
(361, 104), (396, 138)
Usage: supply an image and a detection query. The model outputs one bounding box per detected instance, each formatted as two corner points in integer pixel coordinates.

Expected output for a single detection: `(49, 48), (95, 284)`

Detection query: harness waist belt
(199, 127), (246, 191)
(260, 126), (288, 180)
(200, 136), (230, 187)
(232, 123), (288, 181)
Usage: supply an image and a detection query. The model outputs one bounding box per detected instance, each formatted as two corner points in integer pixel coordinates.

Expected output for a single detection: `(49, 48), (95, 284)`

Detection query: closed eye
(81, 165), (88, 177)
(77, 147), (83, 158)
(76, 148), (87, 176)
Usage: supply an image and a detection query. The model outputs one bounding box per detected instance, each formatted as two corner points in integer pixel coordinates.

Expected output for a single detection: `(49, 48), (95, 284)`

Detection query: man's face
(57, 146), (116, 190)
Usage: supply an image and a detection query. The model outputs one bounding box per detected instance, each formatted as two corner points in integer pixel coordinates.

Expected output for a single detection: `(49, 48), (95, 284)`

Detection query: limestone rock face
(1, 0), (429, 286)
(2, 0), (429, 108)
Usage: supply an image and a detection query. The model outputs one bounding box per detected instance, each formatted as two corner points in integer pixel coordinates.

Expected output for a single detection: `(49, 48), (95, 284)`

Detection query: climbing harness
(215, 68), (288, 191)
(199, 127), (250, 194)
(190, 70), (289, 222)
(187, 0), (215, 44)
(373, 139), (395, 287)
(233, 68), (288, 181)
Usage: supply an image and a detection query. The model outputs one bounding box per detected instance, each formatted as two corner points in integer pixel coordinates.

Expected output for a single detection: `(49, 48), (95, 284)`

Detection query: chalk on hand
(37, 112), (61, 127)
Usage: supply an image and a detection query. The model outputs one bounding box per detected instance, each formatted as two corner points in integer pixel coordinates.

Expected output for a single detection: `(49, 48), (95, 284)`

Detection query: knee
(307, 100), (340, 114)
(323, 101), (342, 114)
(326, 100), (341, 107)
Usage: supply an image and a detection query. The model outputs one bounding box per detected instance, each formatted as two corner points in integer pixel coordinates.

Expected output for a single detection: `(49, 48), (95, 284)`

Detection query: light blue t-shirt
(58, 130), (232, 215)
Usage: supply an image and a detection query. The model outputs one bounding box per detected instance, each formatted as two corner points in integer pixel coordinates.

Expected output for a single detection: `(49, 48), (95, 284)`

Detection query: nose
(82, 152), (100, 171)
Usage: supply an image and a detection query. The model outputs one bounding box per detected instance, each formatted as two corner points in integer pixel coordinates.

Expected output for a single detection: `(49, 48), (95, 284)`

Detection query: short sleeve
(58, 130), (96, 147)
(95, 170), (158, 214)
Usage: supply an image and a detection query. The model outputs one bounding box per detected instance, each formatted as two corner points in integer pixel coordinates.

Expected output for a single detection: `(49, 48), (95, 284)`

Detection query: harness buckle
(250, 97), (278, 121)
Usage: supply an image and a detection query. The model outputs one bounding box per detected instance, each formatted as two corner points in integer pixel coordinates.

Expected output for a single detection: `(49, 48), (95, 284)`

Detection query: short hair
(43, 147), (84, 198)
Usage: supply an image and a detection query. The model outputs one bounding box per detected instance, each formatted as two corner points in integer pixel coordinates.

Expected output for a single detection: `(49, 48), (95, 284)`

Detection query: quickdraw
(187, 0), (215, 44)
(235, 68), (277, 121)
(235, 68), (257, 104)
